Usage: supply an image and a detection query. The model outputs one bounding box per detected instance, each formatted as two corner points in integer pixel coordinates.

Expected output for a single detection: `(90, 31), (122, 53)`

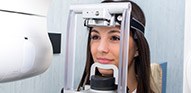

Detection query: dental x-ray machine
(0, 0), (53, 83)
(63, 2), (145, 93)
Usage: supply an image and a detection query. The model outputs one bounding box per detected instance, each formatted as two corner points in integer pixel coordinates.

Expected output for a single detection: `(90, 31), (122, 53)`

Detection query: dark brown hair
(77, 0), (153, 93)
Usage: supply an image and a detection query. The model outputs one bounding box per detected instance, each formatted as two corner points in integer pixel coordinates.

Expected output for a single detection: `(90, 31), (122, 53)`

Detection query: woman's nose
(97, 39), (109, 53)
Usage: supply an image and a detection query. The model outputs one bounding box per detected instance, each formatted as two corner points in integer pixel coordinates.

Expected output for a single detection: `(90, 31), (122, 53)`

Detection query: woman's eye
(110, 36), (120, 41)
(90, 35), (100, 40)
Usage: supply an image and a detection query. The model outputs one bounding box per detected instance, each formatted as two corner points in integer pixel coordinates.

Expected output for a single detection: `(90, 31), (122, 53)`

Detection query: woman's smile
(96, 57), (114, 64)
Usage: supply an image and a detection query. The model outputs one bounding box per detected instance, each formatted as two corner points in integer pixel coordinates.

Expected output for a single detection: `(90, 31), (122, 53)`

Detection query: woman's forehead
(92, 26), (120, 32)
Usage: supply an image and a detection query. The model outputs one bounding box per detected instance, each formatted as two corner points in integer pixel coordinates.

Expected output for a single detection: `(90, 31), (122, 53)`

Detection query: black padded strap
(115, 14), (145, 33)
(130, 17), (145, 33)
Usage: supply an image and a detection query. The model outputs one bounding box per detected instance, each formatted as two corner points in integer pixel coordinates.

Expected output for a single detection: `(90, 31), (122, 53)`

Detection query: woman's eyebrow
(108, 30), (120, 34)
(91, 29), (99, 33)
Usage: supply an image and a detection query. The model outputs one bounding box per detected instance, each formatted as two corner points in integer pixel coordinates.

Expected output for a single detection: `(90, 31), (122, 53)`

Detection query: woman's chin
(98, 68), (113, 76)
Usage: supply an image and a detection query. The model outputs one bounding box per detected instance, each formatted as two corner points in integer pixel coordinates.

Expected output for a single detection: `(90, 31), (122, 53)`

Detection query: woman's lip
(97, 58), (114, 64)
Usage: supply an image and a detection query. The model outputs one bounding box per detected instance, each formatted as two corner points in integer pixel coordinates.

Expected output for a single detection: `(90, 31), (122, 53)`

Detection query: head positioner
(84, 13), (145, 34)
(83, 3), (145, 34)
(100, 0), (145, 33)
(64, 2), (141, 92)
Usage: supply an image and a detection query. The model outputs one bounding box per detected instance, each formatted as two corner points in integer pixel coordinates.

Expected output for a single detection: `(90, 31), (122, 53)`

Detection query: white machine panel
(0, 0), (51, 16)
(0, 11), (52, 82)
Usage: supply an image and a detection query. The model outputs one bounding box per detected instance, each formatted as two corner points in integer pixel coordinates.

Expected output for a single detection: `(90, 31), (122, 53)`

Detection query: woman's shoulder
(150, 63), (162, 93)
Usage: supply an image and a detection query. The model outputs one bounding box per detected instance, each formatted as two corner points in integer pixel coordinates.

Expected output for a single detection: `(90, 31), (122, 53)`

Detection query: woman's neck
(128, 62), (138, 92)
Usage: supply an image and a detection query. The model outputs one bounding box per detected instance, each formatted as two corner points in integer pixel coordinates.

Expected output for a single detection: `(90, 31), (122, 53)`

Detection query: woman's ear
(134, 50), (139, 57)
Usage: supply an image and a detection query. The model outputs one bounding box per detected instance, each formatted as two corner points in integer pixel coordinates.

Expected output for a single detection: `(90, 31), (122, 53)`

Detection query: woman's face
(90, 26), (137, 76)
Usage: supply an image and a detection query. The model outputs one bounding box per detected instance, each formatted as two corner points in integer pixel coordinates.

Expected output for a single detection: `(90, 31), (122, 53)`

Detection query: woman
(77, 0), (155, 93)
